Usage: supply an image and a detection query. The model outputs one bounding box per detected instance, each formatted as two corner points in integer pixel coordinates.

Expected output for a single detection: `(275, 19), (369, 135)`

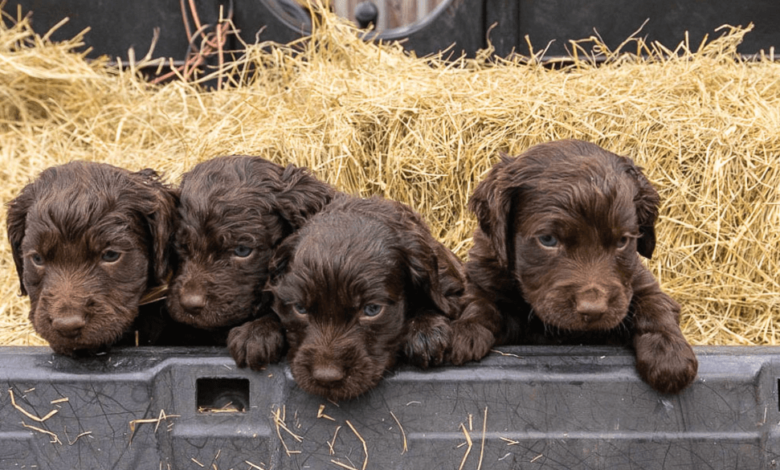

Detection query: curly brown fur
(167, 156), (334, 369)
(268, 194), (464, 401)
(450, 139), (697, 394)
(5, 162), (177, 355)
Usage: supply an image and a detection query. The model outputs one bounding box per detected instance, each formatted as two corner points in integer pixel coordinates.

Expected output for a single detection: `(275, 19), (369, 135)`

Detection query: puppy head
(5, 162), (177, 355)
(470, 139), (660, 330)
(269, 196), (451, 401)
(167, 156), (333, 329)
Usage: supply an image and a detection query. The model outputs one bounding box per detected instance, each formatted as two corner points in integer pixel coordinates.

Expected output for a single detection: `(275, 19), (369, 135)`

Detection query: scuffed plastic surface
(0, 346), (777, 469)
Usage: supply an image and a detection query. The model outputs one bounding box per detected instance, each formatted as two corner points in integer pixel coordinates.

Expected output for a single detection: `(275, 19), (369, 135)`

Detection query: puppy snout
(179, 291), (206, 313)
(575, 287), (609, 322)
(311, 363), (346, 385)
(51, 315), (86, 337)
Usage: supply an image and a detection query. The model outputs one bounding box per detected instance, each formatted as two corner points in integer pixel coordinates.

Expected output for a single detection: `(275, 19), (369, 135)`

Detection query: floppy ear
(468, 153), (517, 269)
(132, 169), (179, 286)
(6, 183), (38, 296)
(273, 164), (334, 231)
(399, 222), (463, 320)
(268, 233), (300, 286)
(624, 162), (660, 259)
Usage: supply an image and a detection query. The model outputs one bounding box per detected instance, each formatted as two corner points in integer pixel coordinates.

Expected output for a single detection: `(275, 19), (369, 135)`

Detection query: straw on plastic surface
(1, 8), (778, 346)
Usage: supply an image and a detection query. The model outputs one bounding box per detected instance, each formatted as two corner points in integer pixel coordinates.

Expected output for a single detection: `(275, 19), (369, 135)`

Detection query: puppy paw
(634, 332), (698, 394)
(227, 316), (285, 371)
(449, 318), (495, 365)
(402, 313), (452, 369)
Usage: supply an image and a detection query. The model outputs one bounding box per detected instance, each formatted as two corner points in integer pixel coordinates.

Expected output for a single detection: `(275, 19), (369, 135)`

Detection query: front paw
(227, 317), (285, 371)
(449, 318), (495, 365)
(402, 314), (452, 369)
(634, 332), (698, 394)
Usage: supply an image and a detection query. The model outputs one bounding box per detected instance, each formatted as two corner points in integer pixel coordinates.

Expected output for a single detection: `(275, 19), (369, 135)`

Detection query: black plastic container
(1, 345), (777, 469)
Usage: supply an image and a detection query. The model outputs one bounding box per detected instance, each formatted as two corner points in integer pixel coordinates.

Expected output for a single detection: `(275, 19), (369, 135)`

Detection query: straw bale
(1, 7), (778, 346)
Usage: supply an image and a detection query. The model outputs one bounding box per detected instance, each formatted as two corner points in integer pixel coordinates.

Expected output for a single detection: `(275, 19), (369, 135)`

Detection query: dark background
(9, 0), (780, 63)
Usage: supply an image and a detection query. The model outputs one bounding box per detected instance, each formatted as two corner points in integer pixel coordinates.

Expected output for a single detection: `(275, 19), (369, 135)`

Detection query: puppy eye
(30, 253), (44, 266)
(537, 235), (558, 248)
(293, 303), (307, 315)
(363, 304), (383, 317)
(233, 245), (253, 258)
(101, 250), (121, 262)
(616, 236), (630, 249)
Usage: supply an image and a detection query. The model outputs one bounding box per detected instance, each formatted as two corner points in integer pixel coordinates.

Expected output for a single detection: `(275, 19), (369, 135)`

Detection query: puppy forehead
(290, 216), (403, 295)
(25, 184), (144, 244)
(180, 156), (282, 205)
(517, 158), (638, 235)
(179, 180), (281, 243)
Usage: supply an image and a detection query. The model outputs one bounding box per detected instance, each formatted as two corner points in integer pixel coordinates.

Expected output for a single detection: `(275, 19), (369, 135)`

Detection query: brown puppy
(6, 162), (177, 355)
(450, 140), (698, 394)
(167, 156), (334, 369)
(268, 194), (464, 401)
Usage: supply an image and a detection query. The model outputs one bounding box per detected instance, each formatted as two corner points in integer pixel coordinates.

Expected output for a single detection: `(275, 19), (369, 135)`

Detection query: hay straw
(1, 4), (779, 346)
(272, 406), (302, 456)
(66, 429), (92, 445)
(128, 409), (178, 443)
(477, 407), (487, 470)
(457, 422), (473, 470)
(317, 403), (335, 421)
(330, 460), (358, 470)
(9, 389), (58, 422)
(328, 425), (342, 455)
(389, 411), (407, 454)
(21, 421), (61, 444)
(345, 420), (368, 470)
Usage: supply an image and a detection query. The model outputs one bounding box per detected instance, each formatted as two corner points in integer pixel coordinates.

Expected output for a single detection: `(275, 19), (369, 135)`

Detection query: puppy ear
(268, 233), (299, 285)
(624, 162), (660, 259)
(132, 169), (179, 286)
(6, 184), (37, 296)
(400, 225), (462, 319)
(273, 164), (333, 231)
(468, 153), (516, 269)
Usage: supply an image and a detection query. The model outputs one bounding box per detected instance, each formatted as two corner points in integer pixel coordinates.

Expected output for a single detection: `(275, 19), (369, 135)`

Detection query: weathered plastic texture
(1, 345), (778, 469)
(12, 0), (780, 61)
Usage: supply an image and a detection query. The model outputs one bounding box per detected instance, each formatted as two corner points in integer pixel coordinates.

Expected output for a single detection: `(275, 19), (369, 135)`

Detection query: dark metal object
(0, 345), (778, 469)
(355, 1), (379, 30)
(12, 0), (780, 62)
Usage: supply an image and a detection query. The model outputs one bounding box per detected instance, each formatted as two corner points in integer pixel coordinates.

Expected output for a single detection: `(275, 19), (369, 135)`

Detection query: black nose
(312, 364), (346, 385)
(52, 315), (86, 337)
(180, 291), (206, 313)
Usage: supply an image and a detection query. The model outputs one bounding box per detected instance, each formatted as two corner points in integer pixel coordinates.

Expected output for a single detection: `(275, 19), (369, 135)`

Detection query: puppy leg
(631, 269), (698, 394)
(227, 315), (286, 370)
(449, 295), (501, 365)
(402, 311), (452, 369)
